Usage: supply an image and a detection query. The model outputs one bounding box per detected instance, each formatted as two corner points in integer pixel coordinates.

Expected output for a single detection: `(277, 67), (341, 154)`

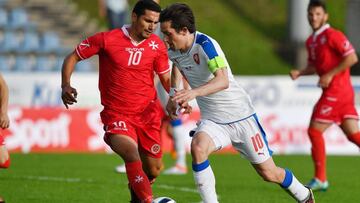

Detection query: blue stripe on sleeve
(196, 34), (218, 59)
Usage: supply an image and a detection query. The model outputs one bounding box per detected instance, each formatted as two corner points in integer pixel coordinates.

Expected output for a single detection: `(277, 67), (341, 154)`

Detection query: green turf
(1, 154), (359, 202)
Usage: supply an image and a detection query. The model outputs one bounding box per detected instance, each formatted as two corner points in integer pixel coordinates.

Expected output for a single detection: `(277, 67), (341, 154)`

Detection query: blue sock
(281, 169), (293, 188)
(192, 160), (210, 172)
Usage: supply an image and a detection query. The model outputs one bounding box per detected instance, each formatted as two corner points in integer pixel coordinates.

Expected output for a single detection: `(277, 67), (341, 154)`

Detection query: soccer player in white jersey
(160, 3), (314, 203)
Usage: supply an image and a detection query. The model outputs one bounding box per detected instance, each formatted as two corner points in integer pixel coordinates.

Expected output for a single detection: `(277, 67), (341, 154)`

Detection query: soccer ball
(152, 196), (176, 203)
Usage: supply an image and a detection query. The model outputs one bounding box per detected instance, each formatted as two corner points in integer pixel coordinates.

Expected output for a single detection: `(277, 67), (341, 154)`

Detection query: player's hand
(289, 70), (301, 80)
(172, 89), (196, 105)
(0, 112), (9, 129)
(179, 102), (192, 114)
(61, 84), (78, 109)
(318, 72), (334, 88)
(166, 99), (179, 120)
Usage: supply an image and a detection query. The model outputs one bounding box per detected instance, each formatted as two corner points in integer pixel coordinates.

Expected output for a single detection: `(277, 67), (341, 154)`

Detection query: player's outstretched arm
(61, 51), (81, 109)
(0, 74), (9, 129)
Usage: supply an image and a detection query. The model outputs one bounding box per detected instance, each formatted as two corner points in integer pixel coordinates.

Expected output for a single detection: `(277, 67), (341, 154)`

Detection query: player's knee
(190, 143), (207, 162)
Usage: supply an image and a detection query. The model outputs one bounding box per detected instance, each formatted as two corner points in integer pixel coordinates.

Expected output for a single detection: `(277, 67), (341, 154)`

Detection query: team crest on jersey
(151, 144), (161, 154)
(320, 36), (327, 45)
(193, 53), (200, 64)
(148, 41), (159, 50)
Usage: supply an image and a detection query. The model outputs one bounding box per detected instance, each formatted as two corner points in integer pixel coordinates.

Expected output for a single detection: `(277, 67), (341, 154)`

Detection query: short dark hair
(133, 0), (161, 17)
(160, 3), (196, 33)
(308, 0), (327, 13)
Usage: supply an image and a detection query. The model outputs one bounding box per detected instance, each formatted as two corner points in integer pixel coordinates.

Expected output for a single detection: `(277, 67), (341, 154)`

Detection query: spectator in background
(290, 1), (359, 191)
(98, 0), (129, 29)
(0, 73), (10, 170)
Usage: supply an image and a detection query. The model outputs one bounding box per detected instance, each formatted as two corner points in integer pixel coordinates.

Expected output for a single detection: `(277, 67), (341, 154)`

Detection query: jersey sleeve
(197, 34), (226, 73)
(75, 32), (105, 60)
(154, 40), (170, 75)
(328, 30), (355, 57)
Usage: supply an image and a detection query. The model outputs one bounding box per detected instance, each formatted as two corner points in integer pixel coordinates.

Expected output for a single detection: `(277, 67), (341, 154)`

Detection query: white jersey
(168, 31), (255, 123)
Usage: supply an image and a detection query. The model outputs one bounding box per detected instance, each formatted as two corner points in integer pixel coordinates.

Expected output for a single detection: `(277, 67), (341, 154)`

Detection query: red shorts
(102, 100), (165, 158)
(312, 93), (358, 124)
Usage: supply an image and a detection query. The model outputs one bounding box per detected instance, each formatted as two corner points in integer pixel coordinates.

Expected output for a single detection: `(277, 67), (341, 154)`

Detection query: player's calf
(0, 139), (10, 169)
(125, 161), (153, 203)
(347, 132), (360, 147)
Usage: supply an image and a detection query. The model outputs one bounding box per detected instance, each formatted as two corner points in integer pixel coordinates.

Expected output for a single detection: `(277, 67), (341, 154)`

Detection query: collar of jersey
(121, 24), (146, 46)
(313, 23), (330, 37)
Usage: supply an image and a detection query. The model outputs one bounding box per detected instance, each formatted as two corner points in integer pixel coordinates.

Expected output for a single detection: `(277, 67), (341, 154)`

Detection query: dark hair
(133, 0), (161, 17)
(160, 3), (196, 33)
(308, 0), (327, 13)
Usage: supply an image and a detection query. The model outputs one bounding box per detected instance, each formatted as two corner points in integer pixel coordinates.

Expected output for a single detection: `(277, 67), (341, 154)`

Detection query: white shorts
(191, 114), (273, 164)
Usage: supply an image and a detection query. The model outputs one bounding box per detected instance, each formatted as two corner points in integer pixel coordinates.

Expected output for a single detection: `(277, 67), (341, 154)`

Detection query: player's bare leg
(140, 152), (163, 183)
(307, 121), (331, 191)
(0, 136), (10, 169)
(253, 158), (314, 202)
(191, 132), (218, 203)
(107, 134), (153, 203)
(341, 118), (360, 146)
(163, 119), (188, 175)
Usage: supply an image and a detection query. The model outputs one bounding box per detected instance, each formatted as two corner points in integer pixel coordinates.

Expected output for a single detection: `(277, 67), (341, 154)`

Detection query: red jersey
(306, 24), (356, 95)
(75, 25), (170, 117)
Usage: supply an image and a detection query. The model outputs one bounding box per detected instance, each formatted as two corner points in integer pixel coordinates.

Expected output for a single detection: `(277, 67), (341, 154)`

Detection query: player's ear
(131, 12), (138, 23)
(324, 13), (329, 22)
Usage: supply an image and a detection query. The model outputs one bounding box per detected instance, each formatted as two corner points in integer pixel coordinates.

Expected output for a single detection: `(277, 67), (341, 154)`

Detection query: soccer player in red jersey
(61, 1), (170, 202)
(290, 1), (359, 191)
(0, 73), (10, 170)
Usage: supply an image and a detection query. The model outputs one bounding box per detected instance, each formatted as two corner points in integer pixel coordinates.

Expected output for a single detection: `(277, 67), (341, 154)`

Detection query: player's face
(308, 6), (328, 31)
(132, 10), (160, 40)
(161, 21), (187, 51)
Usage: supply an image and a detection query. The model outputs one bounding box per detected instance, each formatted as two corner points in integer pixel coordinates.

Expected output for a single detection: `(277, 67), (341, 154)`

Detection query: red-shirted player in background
(61, 1), (171, 202)
(290, 1), (359, 192)
(0, 73), (10, 203)
(0, 73), (10, 171)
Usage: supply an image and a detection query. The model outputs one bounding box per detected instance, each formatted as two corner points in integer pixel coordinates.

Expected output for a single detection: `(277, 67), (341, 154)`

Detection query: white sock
(171, 119), (187, 167)
(281, 169), (309, 201)
(193, 160), (218, 203)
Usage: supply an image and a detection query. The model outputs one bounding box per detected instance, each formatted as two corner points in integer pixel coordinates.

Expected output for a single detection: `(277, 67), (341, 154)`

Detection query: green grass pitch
(0, 154), (359, 202)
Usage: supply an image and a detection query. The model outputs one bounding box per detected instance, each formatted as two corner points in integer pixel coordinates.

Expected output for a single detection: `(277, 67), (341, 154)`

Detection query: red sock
(347, 132), (360, 147)
(125, 161), (153, 203)
(0, 158), (10, 168)
(0, 136), (10, 169)
(308, 128), (327, 182)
